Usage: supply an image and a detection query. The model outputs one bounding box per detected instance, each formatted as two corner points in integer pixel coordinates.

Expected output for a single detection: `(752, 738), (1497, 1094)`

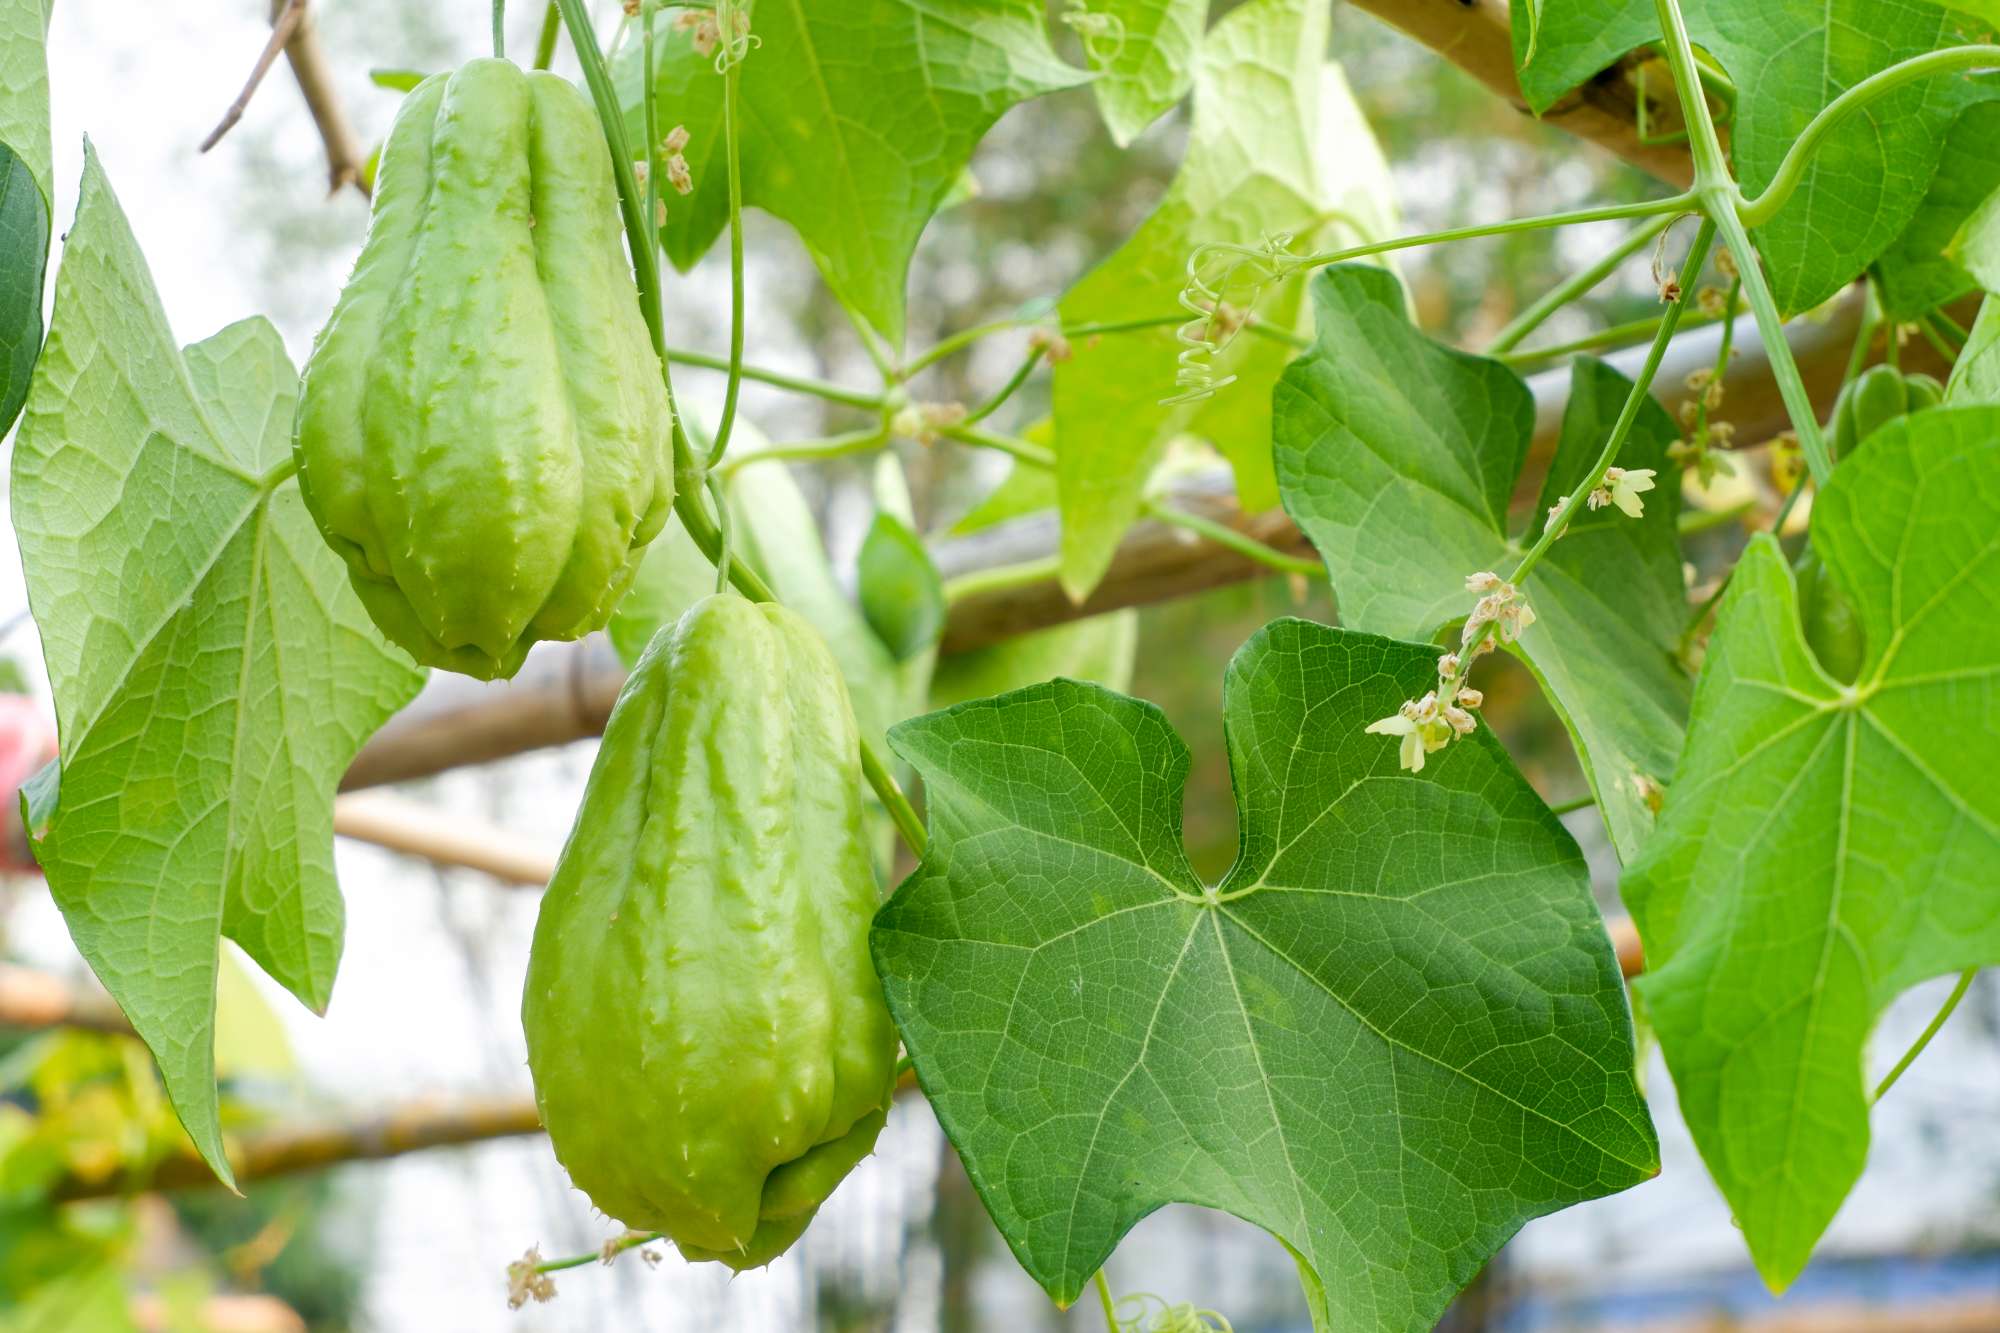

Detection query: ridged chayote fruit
(522, 593), (899, 1268)
(294, 59), (673, 679)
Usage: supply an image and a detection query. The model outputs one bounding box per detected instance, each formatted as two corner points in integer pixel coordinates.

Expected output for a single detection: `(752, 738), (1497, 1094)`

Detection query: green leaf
(367, 67), (430, 92)
(1951, 172), (2000, 292)
(615, 3), (1082, 343)
(0, 0), (52, 440)
(1624, 406), (2000, 1291)
(0, 0), (52, 208)
(1518, 0), (1983, 314)
(858, 512), (946, 662)
(10, 147), (426, 1185)
(928, 610), (1138, 710)
(1876, 97), (2000, 319)
(1070, 0), (1205, 145)
(874, 620), (1657, 1331)
(1052, 0), (1396, 599)
(1946, 294), (2000, 402)
(1937, 0), (2000, 24)
(1274, 266), (1689, 862)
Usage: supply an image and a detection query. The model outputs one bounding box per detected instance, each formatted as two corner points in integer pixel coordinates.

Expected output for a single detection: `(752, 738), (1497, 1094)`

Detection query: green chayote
(294, 59), (672, 680)
(1828, 364), (1943, 460)
(522, 593), (899, 1268)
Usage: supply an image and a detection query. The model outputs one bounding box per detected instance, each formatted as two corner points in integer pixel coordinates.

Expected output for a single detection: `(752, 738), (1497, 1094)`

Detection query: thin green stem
(666, 346), (885, 410)
(492, 0), (506, 58)
(1846, 286), (1885, 384)
(864, 737), (928, 856)
(532, 1), (559, 67)
(705, 472), (732, 596)
(1928, 306), (1969, 346)
(1064, 313), (1185, 338)
(1916, 314), (1959, 365)
(555, 0), (924, 855)
(903, 318), (1023, 378)
(1096, 1271), (1121, 1331)
(1546, 793), (1597, 816)
(534, 1231), (663, 1275)
(1740, 47), (2000, 227)
(964, 347), (1046, 426)
(707, 44), (748, 468)
(1485, 212), (1678, 355)
(942, 555), (1062, 605)
(1291, 194), (1696, 272)
(1873, 968), (1978, 1103)
(718, 427), (888, 477)
(1513, 217), (1718, 587)
(1142, 499), (1325, 579)
(938, 422), (1057, 470)
(1499, 307), (1723, 369)
(1712, 203), (1831, 484)
(847, 306), (898, 381)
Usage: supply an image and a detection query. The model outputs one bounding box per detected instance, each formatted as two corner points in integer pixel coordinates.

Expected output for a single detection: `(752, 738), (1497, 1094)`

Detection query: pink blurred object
(0, 694), (56, 874)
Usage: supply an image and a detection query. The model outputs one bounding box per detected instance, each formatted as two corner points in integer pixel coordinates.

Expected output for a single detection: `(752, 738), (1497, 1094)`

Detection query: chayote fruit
(294, 59), (673, 680)
(1828, 364), (1943, 460)
(522, 593), (899, 1268)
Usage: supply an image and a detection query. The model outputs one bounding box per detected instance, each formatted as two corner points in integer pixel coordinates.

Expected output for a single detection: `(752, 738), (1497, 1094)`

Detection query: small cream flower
(1367, 692), (1451, 773)
(1602, 466), (1656, 518)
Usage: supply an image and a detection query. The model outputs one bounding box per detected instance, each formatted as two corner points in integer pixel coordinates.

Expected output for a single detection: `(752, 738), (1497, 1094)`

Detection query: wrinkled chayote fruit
(523, 593), (899, 1268)
(294, 59), (673, 680)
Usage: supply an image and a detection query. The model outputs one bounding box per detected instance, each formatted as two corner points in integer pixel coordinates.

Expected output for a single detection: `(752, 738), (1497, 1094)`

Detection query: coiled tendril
(1062, 2), (1128, 67)
(1163, 233), (1303, 407)
(1109, 1293), (1235, 1333)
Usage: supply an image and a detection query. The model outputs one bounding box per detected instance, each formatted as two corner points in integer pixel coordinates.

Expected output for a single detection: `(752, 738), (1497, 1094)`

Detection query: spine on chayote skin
(522, 594), (898, 1268)
(293, 58), (671, 680)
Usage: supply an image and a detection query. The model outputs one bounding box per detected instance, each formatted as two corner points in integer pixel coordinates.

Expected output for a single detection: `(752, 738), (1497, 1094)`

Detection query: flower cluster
(1366, 572), (1533, 771)
(676, 2), (757, 69)
(506, 1248), (557, 1309)
(890, 401), (969, 445)
(1462, 571), (1535, 645)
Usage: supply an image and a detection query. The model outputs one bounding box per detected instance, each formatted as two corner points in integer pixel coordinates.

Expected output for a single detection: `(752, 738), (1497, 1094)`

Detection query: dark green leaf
(1275, 265), (1689, 861)
(875, 620), (1656, 1331)
(1518, 0), (1986, 313)
(1875, 97), (2000, 319)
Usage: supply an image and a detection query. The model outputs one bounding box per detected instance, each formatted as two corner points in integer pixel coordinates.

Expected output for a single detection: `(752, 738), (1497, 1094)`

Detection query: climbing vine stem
(707, 16), (749, 468)
(532, 2), (560, 68)
(553, 0), (926, 858)
(492, 0), (506, 59)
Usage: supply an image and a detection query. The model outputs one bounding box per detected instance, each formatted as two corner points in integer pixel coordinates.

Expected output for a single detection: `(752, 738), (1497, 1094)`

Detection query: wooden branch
(0, 963), (131, 1033)
(278, 0), (371, 196)
(333, 792), (557, 885)
(199, 0), (308, 153)
(53, 1094), (544, 1201)
(1342, 0), (1698, 188)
